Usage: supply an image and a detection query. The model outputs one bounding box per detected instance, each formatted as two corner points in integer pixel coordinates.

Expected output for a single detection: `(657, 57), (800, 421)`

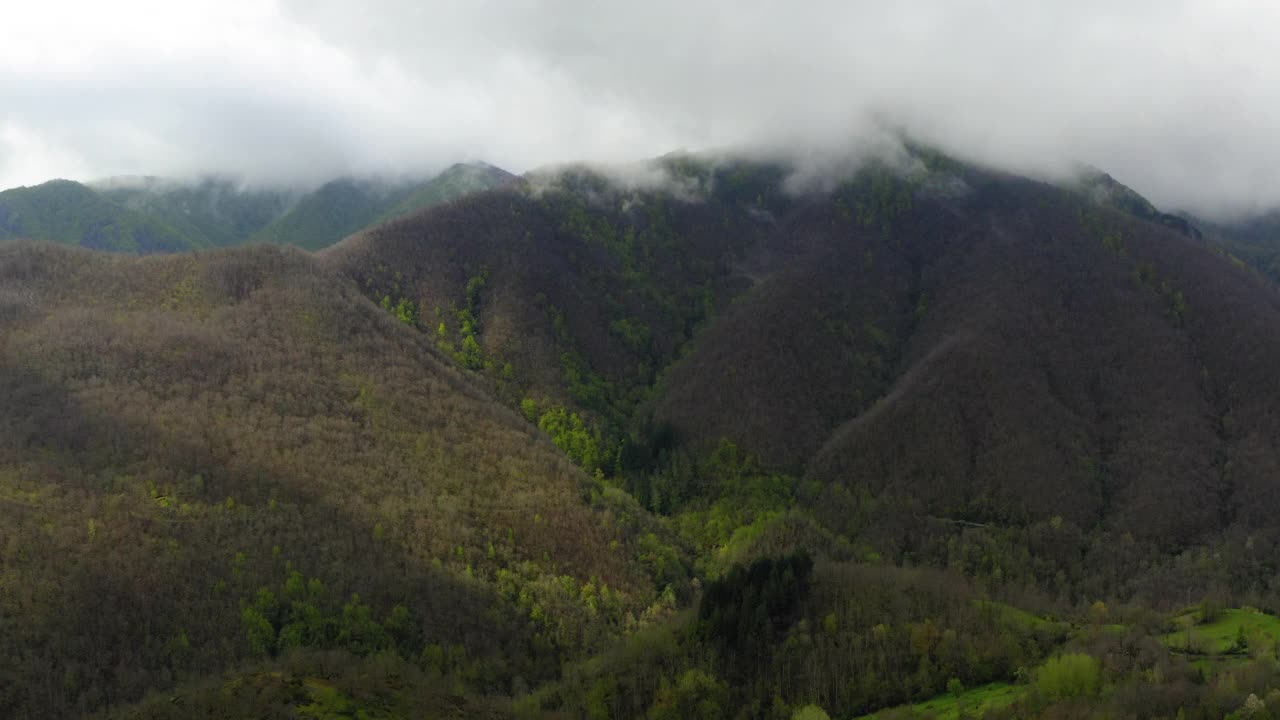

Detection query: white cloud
(1, 1), (1279, 218)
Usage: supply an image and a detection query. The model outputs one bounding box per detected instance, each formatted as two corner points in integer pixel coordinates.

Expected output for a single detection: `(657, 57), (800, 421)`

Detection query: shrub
(1035, 653), (1101, 700)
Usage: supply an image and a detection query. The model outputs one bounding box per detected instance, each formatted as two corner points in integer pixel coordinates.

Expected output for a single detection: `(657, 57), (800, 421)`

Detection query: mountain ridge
(0, 162), (516, 254)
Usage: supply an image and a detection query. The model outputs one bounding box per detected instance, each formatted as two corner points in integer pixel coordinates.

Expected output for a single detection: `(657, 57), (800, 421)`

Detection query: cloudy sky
(0, 0), (1275, 218)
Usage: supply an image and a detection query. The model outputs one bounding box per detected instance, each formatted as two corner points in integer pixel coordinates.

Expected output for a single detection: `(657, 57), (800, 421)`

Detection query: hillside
(96, 176), (298, 248)
(0, 241), (679, 717)
(0, 164), (514, 255)
(326, 153), (1280, 551)
(1193, 211), (1280, 286)
(0, 180), (199, 252)
(252, 163), (516, 251)
(10, 149), (1280, 718)
(374, 162), (518, 225)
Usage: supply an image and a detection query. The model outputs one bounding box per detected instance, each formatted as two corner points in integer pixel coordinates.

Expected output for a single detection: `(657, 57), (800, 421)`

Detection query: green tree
(648, 670), (727, 720)
(241, 606), (276, 656)
(336, 593), (390, 656)
(1035, 653), (1101, 700)
(792, 705), (831, 720)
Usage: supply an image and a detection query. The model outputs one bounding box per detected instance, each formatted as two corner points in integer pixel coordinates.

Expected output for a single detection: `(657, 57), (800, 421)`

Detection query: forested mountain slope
(10, 148), (1280, 719)
(251, 163), (517, 251)
(329, 152), (1280, 550)
(0, 242), (677, 717)
(97, 176), (298, 248)
(1194, 210), (1280, 286)
(0, 180), (200, 252)
(0, 163), (514, 255)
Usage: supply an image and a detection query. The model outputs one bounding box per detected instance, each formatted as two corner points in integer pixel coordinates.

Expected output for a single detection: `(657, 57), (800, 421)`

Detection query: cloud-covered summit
(1, 1), (1276, 219)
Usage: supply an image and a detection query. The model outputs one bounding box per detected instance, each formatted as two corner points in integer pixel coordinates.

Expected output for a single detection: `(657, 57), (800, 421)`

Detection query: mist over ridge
(3, 1), (1280, 220)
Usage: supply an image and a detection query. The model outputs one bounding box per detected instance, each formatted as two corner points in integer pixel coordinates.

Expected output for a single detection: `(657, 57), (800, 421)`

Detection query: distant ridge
(0, 162), (516, 253)
(252, 162), (517, 251)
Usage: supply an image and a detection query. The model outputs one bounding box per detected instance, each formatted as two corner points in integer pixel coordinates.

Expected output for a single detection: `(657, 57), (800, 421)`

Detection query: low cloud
(1, 1), (1278, 219)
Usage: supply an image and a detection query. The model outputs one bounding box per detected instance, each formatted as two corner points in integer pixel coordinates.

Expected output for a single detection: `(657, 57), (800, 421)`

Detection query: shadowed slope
(804, 174), (1280, 546)
(0, 241), (671, 718)
(327, 156), (1280, 551)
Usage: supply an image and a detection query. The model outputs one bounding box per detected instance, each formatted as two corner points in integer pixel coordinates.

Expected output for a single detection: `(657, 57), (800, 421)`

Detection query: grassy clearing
(857, 682), (1025, 720)
(1162, 608), (1280, 655)
(1189, 655), (1252, 678)
(975, 600), (1071, 636)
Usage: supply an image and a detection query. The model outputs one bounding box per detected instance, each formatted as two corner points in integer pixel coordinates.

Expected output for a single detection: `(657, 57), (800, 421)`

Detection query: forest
(6, 148), (1280, 718)
(0, 163), (514, 254)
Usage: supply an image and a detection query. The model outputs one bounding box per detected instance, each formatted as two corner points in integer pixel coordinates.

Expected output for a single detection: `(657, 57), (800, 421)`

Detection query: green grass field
(974, 600), (1069, 632)
(857, 682), (1025, 720)
(1162, 608), (1280, 655)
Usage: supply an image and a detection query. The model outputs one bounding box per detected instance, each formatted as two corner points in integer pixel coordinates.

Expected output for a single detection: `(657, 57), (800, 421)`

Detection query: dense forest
(7, 147), (1280, 718)
(0, 163), (513, 254)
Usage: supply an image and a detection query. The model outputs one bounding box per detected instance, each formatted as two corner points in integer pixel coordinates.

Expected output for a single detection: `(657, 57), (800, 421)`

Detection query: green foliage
(238, 572), (398, 658)
(248, 165), (510, 251)
(537, 405), (605, 472)
(793, 705), (832, 720)
(1034, 653), (1101, 700)
(461, 334), (484, 369)
(1163, 608), (1280, 655)
(374, 163), (514, 225)
(0, 179), (200, 252)
(241, 605), (277, 657)
(665, 442), (797, 571)
(465, 272), (488, 308)
(495, 560), (634, 659)
(861, 682), (1025, 720)
(520, 397), (539, 422)
(380, 294), (417, 326)
(336, 593), (391, 656)
(431, 271), (492, 370)
(647, 669), (727, 720)
(99, 176), (295, 248)
(610, 317), (652, 353)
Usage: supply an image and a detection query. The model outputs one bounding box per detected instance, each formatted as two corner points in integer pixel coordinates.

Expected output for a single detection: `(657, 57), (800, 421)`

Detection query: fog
(1, 1), (1277, 219)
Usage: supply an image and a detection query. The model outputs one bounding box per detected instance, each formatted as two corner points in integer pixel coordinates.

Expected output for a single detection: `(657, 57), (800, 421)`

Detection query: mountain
(96, 176), (298, 248)
(327, 153), (1280, 548)
(1189, 210), (1280, 286)
(373, 162), (518, 225)
(1073, 167), (1203, 238)
(7, 148), (1280, 719)
(0, 241), (676, 718)
(0, 179), (200, 252)
(0, 163), (515, 255)
(250, 163), (517, 251)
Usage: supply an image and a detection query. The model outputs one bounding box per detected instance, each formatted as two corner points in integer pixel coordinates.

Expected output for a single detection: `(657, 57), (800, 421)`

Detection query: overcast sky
(0, 0), (1276, 218)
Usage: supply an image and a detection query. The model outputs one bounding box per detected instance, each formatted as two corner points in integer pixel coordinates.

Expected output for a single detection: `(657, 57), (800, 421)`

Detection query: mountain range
(0, 162), (516, 254)
(5, 147), (1280, 719)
